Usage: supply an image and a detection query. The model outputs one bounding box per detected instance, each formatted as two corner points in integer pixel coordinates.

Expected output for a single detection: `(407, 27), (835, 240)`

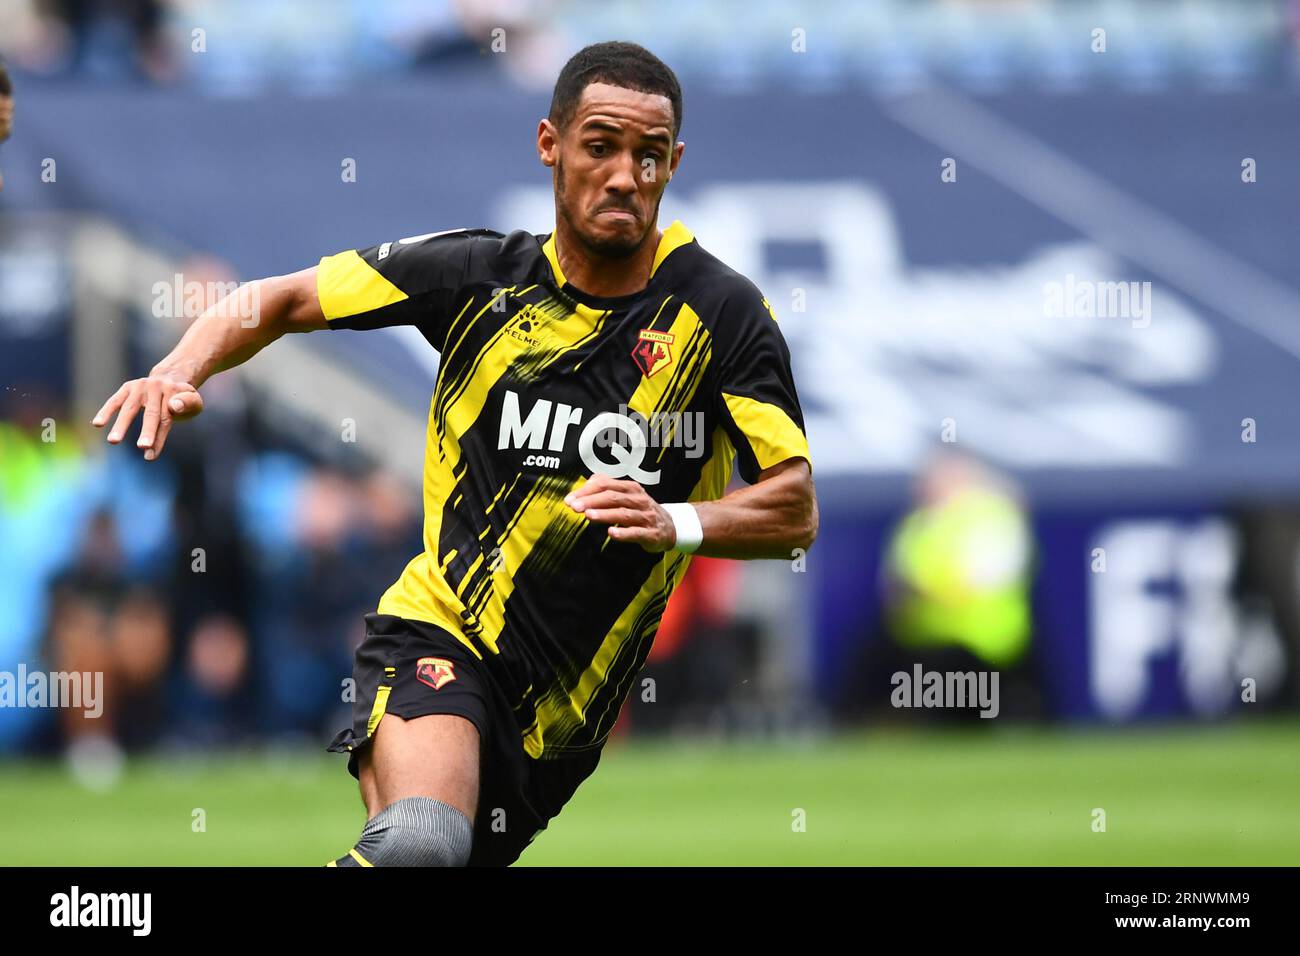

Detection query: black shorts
(326, 612), (602, 866)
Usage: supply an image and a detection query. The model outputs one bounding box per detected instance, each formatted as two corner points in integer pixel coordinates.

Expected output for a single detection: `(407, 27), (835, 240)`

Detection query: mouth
(595, 209), (638, 224)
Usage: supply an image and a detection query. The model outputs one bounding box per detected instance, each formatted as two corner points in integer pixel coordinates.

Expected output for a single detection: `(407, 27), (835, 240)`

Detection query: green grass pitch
(1, 720), (1296, 866)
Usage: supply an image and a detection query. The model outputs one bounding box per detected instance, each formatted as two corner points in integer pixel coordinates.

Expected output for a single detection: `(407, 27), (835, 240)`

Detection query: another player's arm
(565, 458), (817, 558)
(91, 267), (325, 459)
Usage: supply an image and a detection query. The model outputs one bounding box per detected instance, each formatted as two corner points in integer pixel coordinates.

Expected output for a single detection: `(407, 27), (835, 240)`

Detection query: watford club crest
(416, 657), (456, 691)
(631, 329), (675, 378)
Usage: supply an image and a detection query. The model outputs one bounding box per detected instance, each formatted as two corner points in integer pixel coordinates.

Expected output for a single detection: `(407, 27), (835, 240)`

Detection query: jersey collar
(541, 219), (694, 290)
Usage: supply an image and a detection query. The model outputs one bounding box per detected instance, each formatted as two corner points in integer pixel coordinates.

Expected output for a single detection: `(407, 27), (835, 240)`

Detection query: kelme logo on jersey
(632, 329), (674, 378)
(416, 657), (456, 691)
(497, 389), (662, 485)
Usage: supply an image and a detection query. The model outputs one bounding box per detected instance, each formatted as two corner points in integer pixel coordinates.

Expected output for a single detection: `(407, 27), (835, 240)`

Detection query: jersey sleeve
(715, 289), (812, 484)
(315, 229), (491, 347)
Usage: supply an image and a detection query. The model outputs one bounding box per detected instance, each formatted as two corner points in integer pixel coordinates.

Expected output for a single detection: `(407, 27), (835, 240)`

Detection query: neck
(553, 216), (661, 298)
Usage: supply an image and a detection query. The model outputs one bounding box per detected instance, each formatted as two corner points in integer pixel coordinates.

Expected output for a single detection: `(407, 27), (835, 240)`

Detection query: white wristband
(662, 502), (703, 553)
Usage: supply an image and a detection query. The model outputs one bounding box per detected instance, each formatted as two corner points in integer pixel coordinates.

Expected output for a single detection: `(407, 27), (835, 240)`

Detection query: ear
(667, 141), (685, 180)
(537, 118), (559, 168)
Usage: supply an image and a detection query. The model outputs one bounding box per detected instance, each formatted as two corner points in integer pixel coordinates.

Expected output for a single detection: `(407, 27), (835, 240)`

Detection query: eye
(587, 142), (609, 157)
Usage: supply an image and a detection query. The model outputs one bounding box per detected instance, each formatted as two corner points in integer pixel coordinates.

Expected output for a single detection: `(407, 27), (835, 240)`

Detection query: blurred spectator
(253, 465), (421, 739)
(835, 451), (1046, 723)
(167, 613), (252, 746)
(43, 509), (172, 751)
(885, 451), (1033, 671)
(31, 0), (174, 83)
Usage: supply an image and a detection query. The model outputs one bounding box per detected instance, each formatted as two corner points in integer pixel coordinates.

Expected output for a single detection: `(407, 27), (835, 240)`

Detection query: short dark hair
(549, 41), (682, 138)
(0, 59), (11, 98)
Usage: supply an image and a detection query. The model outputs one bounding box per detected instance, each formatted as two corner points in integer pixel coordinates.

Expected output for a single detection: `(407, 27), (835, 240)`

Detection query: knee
(353, 796), (474, 867)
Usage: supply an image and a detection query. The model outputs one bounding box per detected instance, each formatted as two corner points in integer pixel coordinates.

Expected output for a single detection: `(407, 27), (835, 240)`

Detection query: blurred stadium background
(1, 0), (1299, 865)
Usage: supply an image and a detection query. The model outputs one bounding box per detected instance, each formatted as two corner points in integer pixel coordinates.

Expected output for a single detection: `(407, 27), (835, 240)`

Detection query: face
(538, 82), (684, 258)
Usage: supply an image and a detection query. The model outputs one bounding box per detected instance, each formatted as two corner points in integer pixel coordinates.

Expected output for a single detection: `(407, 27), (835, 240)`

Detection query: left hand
(565, 474), (676, 552)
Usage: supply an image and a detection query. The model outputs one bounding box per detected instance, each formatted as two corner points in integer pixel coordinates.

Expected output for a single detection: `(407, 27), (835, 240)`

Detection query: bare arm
(91, 267), (325, 460)
(565, 457), (818, 559)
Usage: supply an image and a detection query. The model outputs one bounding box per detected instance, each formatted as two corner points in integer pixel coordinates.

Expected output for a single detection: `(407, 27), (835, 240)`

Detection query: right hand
(92, 372), (204, 461)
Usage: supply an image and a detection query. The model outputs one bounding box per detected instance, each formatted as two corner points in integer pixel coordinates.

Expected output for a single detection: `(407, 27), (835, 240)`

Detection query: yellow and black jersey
(315, 220), (811, 758)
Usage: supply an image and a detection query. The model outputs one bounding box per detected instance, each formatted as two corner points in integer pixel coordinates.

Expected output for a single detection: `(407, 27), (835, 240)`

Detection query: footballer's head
(538, 41), (683, 259)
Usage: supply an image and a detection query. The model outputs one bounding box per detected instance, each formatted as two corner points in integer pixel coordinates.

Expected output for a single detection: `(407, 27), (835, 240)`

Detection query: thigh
(329, 614), (494, 821)
(360, 712), (481, 822)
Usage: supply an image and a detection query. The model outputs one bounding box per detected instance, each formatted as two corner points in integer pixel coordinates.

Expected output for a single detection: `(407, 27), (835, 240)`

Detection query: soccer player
(92, 41), (817, 866)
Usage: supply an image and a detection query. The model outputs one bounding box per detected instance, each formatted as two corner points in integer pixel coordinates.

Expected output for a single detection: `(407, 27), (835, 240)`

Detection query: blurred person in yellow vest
(825, 449), (1048, 724)
(885, 451), (1033, 671)
(0, 390), (83, 513)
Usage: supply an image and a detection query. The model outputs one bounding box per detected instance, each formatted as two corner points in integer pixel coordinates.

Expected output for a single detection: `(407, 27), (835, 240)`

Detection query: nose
(605, 151), (639, 197)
